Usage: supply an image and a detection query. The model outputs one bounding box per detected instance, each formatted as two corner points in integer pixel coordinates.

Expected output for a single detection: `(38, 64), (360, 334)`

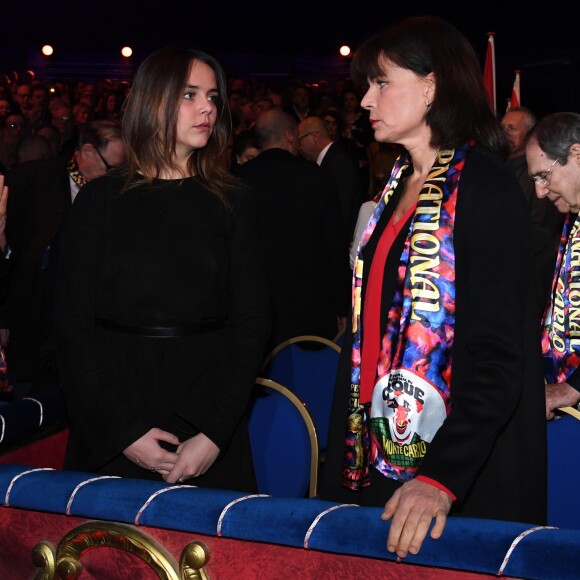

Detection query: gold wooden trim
(332, 329), (345, 344)
(255, 377), (319, 498)
(557, 406), (580, 421)
(261, 334), (341, 371)
(32, 520), (210, 579)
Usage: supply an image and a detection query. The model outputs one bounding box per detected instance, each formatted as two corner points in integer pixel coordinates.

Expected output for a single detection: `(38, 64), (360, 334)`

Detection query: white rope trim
(0, 414), (4, 444)
(216, 494), (270, 537)
(497, 525), (559, 576)
(21, 397), (43, 426)
(134, 484), (197, 525)
(65, 475), (121, 515)
(303, 504), (359, 549)
(4, 467), (55, 506)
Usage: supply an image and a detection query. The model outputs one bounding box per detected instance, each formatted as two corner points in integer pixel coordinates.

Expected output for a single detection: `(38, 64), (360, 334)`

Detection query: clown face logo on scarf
(370, 368), (447, 480)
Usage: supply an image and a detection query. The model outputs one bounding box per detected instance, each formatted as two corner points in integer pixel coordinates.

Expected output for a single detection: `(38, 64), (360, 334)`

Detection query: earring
(425, 101), (432, 108)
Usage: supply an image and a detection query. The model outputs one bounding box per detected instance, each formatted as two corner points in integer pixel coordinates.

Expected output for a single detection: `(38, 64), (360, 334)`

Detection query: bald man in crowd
(298, 115), (366, 239)
(237, 109), (349, 349)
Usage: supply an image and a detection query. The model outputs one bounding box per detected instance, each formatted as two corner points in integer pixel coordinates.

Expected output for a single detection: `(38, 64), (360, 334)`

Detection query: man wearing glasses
(49, 99), (78, 158)
(0, 120), (125, 393)
(525, 111), (580, 418)
(297, 115), (366, 240)
(501, 107), (565, 320)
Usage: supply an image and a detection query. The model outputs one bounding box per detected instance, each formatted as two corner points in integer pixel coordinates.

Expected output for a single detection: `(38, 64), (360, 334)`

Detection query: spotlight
(121, 46), (133, 58)
(42, 45), (54, 56)
(339, 45), (351, 57)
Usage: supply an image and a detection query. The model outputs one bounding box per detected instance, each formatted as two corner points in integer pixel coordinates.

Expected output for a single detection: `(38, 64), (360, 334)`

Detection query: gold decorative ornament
(32, 520), (210, 579)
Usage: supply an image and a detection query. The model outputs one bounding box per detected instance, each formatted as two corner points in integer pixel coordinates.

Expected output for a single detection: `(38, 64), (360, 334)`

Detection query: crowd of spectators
(0, 65), (393, 396)
(0, 69), (385, 199)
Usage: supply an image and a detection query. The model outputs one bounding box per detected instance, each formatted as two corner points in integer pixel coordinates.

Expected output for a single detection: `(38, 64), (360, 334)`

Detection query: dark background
(1, 1), (578, 118)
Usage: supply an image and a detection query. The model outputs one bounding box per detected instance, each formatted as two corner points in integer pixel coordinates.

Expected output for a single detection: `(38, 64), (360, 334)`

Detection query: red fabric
(509, 70), (521, 109)
(483, 33), (496, 113)
(416, 475), (457, 501)
(0, 428), (68, 469)
(0, 506), (501, 579)
(360, 203), (417, 401)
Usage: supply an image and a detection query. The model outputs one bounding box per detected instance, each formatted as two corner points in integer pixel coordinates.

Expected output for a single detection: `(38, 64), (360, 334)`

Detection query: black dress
(55, 174), (270, 491)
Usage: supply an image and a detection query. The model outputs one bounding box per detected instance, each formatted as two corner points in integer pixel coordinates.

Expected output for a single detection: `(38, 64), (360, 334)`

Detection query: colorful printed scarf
(67, 153), (87, 188)
(542, 212), (580, 383)
(343, 142), (471, 490)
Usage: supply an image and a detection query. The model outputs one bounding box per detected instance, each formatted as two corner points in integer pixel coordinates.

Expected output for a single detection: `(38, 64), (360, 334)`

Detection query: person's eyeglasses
(8, 123), (22, 129)
(94, 147), (114, 171)
(298, 131), (317, 142)
(53, 115), (70, 122)
(531, 157), (561, 187)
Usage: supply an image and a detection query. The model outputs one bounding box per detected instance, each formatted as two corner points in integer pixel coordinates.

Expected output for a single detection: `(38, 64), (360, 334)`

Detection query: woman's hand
(165, 432), (220, 484)
(123, 427), (181, 475)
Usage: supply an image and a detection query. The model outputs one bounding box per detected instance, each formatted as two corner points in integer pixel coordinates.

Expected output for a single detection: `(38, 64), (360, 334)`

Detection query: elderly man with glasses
(501, 107), (565, 319)
(0, 120), (126, 393)
(525, 111), (580, 418)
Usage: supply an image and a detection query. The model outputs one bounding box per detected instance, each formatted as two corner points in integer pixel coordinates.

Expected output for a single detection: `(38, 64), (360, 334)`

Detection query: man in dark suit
(501, 107), (565, 319)
(0, 120), (125, 390)
(298, 115), (367, 239)
(237, 109), (349, 350)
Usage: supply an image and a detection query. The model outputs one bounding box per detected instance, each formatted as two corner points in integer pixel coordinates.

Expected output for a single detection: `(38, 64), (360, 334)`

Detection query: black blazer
(238, 148), (350, 348)
(1, 156), (72, 382)
(319, 143), (547, 525)
(320, 141), (367, 238)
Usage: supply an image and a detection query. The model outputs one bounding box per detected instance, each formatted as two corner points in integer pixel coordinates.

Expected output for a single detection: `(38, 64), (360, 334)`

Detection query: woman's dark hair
(351, 16), (507, 156)
(233, 128), (261, 160)
(122, 46), (239, 203)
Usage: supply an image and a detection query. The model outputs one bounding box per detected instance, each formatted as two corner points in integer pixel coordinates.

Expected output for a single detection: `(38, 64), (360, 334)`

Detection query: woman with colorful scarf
(525, 112), (580, 418)
(319, 16), (547, 558)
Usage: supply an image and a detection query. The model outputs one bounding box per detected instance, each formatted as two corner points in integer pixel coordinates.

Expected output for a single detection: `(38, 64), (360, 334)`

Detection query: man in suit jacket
(0, 120), (125, 388)
(501, 107), (565, 319)
(298, 115), (367, 239)
(237, 109), (349, 350)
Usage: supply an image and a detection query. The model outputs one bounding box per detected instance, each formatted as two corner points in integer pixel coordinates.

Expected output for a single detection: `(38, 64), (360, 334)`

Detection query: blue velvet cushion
(1, 464), (579, 579)
(0, 385), (66, 450)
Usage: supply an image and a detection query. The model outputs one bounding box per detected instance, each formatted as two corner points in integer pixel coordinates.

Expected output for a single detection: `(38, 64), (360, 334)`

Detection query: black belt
(95, 317), (227, 337)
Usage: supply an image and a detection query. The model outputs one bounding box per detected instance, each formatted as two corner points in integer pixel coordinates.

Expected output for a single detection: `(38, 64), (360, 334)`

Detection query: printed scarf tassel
(342, 401), (371, 490)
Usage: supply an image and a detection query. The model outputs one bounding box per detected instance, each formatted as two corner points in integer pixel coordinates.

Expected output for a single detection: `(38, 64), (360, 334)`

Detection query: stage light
(121, 46), (133, 58)
(42, 45), (54, 56)
(339, 45), (351, 57)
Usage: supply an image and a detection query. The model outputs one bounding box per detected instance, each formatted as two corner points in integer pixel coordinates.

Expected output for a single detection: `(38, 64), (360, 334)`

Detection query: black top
(55, 174), (270, 490)
(238, 148), (350, 349)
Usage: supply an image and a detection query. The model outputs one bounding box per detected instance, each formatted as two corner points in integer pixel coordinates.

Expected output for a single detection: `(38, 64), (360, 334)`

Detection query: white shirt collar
(69, 175), (81, 202)
(316, 142), (333, 165)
